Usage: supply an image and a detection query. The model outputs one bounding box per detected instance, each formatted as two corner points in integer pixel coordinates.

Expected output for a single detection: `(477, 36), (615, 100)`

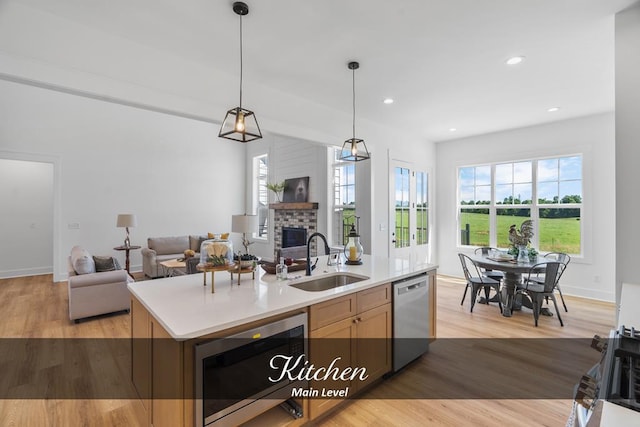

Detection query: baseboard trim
(0, 267), (53, 279)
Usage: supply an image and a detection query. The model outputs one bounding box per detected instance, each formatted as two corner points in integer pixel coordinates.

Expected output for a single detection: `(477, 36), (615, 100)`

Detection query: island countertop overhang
(128, 254), (437, 340)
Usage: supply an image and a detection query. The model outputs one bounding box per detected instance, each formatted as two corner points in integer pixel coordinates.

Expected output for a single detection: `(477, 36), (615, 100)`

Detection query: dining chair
(518, 261), (564, 327)
(458, 253), (502, 313)
(529, 252), (570, 312)
(474, 247), (505, 282)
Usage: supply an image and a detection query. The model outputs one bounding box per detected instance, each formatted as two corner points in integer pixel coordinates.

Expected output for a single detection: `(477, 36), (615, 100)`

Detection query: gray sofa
(67, 246), (133, 323)
(141, 235), (209, 278)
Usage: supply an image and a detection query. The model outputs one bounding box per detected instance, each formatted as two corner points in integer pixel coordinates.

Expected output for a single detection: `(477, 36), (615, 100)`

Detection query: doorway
(0, 154), (57, 279)
(388, 158), (431, 260)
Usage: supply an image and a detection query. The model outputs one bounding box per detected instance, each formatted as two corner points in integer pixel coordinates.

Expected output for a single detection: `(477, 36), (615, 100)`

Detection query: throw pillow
(71, 246), (96, 275)
(207, 232), (230, 240)
(93, 256), (116, 272)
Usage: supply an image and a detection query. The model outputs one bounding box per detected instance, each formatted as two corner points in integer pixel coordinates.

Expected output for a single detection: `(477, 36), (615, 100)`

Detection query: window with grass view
(332, 149), (356, 245)
(458, 155), (582, 255)
(416, 171), (429, 245)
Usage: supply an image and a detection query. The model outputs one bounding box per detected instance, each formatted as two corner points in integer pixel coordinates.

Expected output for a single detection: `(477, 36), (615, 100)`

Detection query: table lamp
(232, 214), (257, 254)
(117, 214), (137, 248)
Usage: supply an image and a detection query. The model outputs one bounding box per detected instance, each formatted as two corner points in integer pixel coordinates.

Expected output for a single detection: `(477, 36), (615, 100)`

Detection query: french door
(389, 158), (430, 259)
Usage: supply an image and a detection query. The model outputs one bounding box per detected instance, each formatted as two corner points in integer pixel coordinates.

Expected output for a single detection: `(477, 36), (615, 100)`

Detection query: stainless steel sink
(289, 273), (368, 292)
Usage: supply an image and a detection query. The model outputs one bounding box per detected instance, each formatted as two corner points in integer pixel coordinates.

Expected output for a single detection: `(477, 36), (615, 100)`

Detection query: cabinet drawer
(357, 283), (391, 313)
(309, 294), (356, 330)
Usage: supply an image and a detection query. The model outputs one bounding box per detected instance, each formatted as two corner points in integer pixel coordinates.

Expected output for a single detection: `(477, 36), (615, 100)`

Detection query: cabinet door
(309, 294), (356, 330)
(308, 317), (356, 420)
(356, 283), (391, 313)
(354, 303), (392, 392)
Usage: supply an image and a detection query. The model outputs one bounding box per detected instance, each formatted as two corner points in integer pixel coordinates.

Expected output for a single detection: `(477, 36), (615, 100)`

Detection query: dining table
(470, 254), (546, 317)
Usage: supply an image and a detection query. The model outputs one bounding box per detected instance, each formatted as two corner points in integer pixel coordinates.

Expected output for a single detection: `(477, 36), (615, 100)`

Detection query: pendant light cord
(239, 14), (243, 109)
(352, 66), (356, 139)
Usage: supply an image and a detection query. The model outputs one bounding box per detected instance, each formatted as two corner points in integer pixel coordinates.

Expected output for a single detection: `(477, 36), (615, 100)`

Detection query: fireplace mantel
(269, 202), (318, 210)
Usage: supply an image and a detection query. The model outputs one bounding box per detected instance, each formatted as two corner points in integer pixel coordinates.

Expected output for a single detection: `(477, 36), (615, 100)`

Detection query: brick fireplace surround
(271, 203), (318, 259)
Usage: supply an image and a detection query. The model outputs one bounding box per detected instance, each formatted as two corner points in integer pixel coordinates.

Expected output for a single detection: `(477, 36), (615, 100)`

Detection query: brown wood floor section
(0, 274), (615, 426)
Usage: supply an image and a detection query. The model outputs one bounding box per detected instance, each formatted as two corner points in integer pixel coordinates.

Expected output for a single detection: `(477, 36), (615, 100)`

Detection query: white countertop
(128, 254), (437, 340)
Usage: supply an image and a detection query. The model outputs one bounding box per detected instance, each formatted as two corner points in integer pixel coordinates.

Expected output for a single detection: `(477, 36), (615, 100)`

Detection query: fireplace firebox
(282, 227), (307, 248)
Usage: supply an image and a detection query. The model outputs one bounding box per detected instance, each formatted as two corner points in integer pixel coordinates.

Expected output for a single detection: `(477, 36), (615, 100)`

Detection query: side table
(113, 245), (141, 274)
(159, 258), (186, 277)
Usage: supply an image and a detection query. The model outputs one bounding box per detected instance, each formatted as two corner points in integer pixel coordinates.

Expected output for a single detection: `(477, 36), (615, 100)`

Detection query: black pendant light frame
(339, 61), (370, 162)
(219, 1), (263, 142)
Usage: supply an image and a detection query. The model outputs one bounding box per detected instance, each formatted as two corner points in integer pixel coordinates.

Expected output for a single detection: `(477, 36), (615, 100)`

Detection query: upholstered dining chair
(474, 247), (505, 282)
(529, 252), (570, 312)
(518, 261), (564, 327)
(458, 253), (502, 313)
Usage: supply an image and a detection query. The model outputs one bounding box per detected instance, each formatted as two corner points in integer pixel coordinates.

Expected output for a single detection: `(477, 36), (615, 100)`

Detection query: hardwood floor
(0, 274), (615, 426)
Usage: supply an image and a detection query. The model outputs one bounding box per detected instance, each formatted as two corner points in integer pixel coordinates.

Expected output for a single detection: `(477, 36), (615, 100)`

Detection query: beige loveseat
(141, 235), (209, 278)
(67, 246), (133, 323)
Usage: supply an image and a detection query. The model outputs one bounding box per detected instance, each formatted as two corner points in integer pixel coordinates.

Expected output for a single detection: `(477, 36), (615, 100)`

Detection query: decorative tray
(488, 256), (515, 262)
(261, 260), (308, 274)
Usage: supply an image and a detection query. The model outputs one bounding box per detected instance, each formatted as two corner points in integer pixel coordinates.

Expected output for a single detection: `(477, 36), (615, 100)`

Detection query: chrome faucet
(306, 232), (331, 276)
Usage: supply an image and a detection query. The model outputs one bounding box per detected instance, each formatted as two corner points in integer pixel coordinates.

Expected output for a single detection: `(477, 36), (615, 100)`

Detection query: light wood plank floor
(0, 274), (616, 426)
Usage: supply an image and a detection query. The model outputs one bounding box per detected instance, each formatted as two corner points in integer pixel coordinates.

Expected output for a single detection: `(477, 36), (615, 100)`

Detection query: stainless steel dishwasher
(393, 272), (430, 371)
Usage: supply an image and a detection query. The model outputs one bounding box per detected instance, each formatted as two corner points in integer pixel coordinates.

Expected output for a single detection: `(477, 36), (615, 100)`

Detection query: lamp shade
(232, 214), (257, 233)
(116, 214), (137, 228)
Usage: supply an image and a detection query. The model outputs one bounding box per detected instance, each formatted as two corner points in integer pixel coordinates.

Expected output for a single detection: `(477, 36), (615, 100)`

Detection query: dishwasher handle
(396, 281), (427, 295)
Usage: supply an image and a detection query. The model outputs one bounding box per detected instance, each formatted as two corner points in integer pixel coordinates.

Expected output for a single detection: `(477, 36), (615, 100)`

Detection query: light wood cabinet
(308, 283), (392, 420)
(131, 297), (151, 425)
(130, 296), (309, 427)
(131, 296), (184, 427)
(129, 275), (435, 427)
(429, 272), (437, 341)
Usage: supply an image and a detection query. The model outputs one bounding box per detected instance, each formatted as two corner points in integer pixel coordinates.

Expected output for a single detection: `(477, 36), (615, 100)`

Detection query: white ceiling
(9, 0), (638, 142)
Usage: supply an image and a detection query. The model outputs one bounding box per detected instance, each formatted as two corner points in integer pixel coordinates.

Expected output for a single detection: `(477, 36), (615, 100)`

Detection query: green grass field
(460, 212), (580, 254)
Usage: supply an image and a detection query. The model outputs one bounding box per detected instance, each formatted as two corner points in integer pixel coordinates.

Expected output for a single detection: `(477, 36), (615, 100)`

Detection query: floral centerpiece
(267, 181), (286, 203)
(507, 220), (536, 262)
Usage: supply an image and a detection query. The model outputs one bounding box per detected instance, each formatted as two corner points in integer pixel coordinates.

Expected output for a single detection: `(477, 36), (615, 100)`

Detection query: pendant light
(339, 61), (370, 161)
(219, 2), (262, 142)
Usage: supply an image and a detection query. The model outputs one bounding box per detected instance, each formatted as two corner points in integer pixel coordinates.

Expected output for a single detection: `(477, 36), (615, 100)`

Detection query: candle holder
(344, 223), (363, 265)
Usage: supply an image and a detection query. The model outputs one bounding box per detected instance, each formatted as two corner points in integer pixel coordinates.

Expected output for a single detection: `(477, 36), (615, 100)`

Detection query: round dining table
(470, 254), (546, 317)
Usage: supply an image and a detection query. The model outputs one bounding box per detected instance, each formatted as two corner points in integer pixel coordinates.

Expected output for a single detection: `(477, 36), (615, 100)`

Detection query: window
(459, 166), (490, 246)
(394, 167), (411, 248)
(537, 156), (582, 254)
(458, 155), (583, 255)
(332, 149), (356, 245)
(416, 171), (429, 245)
(253, 154), (268, 239)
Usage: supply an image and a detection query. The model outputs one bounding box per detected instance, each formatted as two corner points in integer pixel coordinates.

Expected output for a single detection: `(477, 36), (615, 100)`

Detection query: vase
(517, 245), (528, 263)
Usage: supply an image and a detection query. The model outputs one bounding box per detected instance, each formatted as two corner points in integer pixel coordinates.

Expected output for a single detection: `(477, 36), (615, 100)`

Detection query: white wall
(0, 158), (53, 277)
(0, 79), (245, 281)
(436, 113), (616, 301)
(0, 1), (438, 278)
(615, 3), (640, 309)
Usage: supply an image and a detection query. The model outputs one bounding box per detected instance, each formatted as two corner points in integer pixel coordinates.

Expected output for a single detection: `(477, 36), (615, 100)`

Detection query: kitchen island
(128, 254), (437, 427)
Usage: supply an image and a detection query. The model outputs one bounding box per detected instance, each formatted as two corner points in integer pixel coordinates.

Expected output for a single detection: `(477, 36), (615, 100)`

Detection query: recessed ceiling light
(547, 107), (560, 112)
(449, 128), (457, 132)
(506, 56), (525, 65)
(383, 98), (394, 104)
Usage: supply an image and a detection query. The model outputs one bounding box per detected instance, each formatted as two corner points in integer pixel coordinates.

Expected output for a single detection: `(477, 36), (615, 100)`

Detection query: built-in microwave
(194, 312), (307, 426)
